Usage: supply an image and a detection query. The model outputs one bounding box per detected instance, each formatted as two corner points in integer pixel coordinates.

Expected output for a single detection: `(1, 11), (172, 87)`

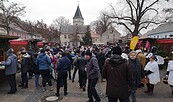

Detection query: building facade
(91, 32), (101, 44)
(60, 5), (88, 46)
(100, 26), (121, 45)
(148, 23), (173, 39)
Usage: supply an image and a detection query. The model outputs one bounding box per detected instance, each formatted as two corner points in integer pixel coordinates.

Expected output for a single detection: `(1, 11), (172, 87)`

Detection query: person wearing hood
(85, 50), (101, 102)
(102, 46), (133, 102)
(0, 48), (17, 94)
(36, 49), (52, 92)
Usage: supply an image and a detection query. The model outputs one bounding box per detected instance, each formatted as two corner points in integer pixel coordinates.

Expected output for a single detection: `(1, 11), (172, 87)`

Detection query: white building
(60, 5), (88, 46)
(100, 26), (121, 45)
(148, 23), (173, 39)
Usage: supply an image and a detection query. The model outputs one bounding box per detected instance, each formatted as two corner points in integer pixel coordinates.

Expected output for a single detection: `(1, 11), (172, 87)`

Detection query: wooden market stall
(0, 35), (18, 77)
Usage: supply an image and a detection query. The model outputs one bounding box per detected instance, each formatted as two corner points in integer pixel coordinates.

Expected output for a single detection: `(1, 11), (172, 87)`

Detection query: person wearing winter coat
(18, 49), (31, 89)
(96, 48), (106, 82)
(129, 51), (143, 102)
(32, 53), (40, 88)
(76, 51), (87, 91)
(102, 46), (133, 102)
(36, 49), (52, 92)
(72, 50), (80, 82)
(56, 52), (71, 97)
(85, 50), (101, 102)
(144, 55), (160, 95)
(0, 48), (17, 94)
(166, 60), (173, 96)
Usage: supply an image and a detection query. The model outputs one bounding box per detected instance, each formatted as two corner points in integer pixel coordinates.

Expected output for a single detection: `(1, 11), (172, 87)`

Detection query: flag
(145, 41), (150, 50)
(138, 40), (143, 47)
(130, 36), (139, 51)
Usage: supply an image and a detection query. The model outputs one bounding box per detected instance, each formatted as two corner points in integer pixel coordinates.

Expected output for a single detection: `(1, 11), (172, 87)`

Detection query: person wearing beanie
(112, 46), (122, 55)
(56, 52), (71, 97)
(0, 48), (17, 94)
(102, 46), (133, 102)
(85, 50), (101, 102)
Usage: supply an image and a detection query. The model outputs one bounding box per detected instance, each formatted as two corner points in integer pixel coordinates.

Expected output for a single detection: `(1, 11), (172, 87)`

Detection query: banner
(145, 41), (150, 50)
(130, 36), (139, 51)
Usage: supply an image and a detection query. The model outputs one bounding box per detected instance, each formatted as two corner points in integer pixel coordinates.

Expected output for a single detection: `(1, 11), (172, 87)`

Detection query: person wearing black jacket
(102, 46), (133, 102)
(129, 51), (143, 102)
(56, 52), (71, 97)
(77, 51), (87, 91)
(96, 48), (106, 82)
(66, 50), (73, 80)
(85, 50), (101, 102)
(19, 50), (31, 89)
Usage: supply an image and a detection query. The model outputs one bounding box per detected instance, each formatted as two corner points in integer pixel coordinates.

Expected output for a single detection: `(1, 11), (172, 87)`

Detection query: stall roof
(157, 39), (173, 44)
(0, 35), (19, 40)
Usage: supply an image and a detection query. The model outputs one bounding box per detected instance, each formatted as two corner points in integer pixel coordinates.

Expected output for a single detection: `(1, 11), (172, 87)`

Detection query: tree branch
(141, 0), (159, 17)
(113, 21), (133, 34)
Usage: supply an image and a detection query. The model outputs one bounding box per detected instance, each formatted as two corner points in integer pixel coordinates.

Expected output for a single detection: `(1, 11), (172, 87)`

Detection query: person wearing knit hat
(7, 48), (14, 55)
(85, 50), (101, 102)
(0, 48), (17, 94)
(102, 46), (133, 102)
(112, 46), (122, 55)
(85, 50), (92, 58)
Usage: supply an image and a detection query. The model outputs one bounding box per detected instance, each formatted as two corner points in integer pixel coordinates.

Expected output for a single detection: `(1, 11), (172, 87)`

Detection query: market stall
(0, 35), (18, 77)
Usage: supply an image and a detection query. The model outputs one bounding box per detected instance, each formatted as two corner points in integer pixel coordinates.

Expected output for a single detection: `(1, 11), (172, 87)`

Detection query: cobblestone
(0, 70), (172, 102)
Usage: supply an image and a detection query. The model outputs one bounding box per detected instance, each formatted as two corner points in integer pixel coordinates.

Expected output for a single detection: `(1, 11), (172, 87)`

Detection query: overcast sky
(11, 0), (118, 25)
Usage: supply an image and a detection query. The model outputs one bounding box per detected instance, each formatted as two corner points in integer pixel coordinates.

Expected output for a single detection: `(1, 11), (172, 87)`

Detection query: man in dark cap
(102, 46), (133, 102)
(56, 52), (71, 97)
(85, 50), (101, 102)
(0, 48), (17, 94)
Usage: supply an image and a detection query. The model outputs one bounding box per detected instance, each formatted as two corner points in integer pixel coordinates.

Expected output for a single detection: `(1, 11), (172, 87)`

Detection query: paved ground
(0, 69), (173, 102)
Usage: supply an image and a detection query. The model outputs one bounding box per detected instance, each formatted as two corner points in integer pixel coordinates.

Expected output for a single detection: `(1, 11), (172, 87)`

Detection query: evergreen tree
(82, 26), (92, 45)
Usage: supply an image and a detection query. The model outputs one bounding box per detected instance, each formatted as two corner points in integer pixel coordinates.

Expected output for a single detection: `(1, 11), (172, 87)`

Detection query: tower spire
(73, 1), (84, 25)
(77, 0), (79, 6)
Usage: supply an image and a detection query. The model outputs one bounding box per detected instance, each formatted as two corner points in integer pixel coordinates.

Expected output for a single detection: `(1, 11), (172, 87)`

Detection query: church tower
(73, 5), (84, 25)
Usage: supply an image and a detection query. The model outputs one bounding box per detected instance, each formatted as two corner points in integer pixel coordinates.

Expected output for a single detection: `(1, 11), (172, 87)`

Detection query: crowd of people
(0, 44), (173, 102)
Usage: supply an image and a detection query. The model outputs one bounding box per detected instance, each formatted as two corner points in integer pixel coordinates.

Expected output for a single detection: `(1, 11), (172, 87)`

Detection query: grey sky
(11, 0), (118, 25)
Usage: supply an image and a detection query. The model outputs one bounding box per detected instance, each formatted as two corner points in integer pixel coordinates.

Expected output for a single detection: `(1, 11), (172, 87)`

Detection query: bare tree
(51, 16), (70, 44)
(107, 0), (172, 37)
(0, 0), (26, 35)
(91, 11), (112, 35)
(70, 25), (81, 47)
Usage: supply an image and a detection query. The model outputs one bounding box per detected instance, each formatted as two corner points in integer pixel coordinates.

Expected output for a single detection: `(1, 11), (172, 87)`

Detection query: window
(64, 35), (67, 39)
(106, 35), (109, 39)
(68, 42), (70, 45)
(11, 32), (14, 36)
(68, 35), (71, 39)
(64, 42), (67, 45)
(165, 35), (167, 38)
(157, 35), (159, 38)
